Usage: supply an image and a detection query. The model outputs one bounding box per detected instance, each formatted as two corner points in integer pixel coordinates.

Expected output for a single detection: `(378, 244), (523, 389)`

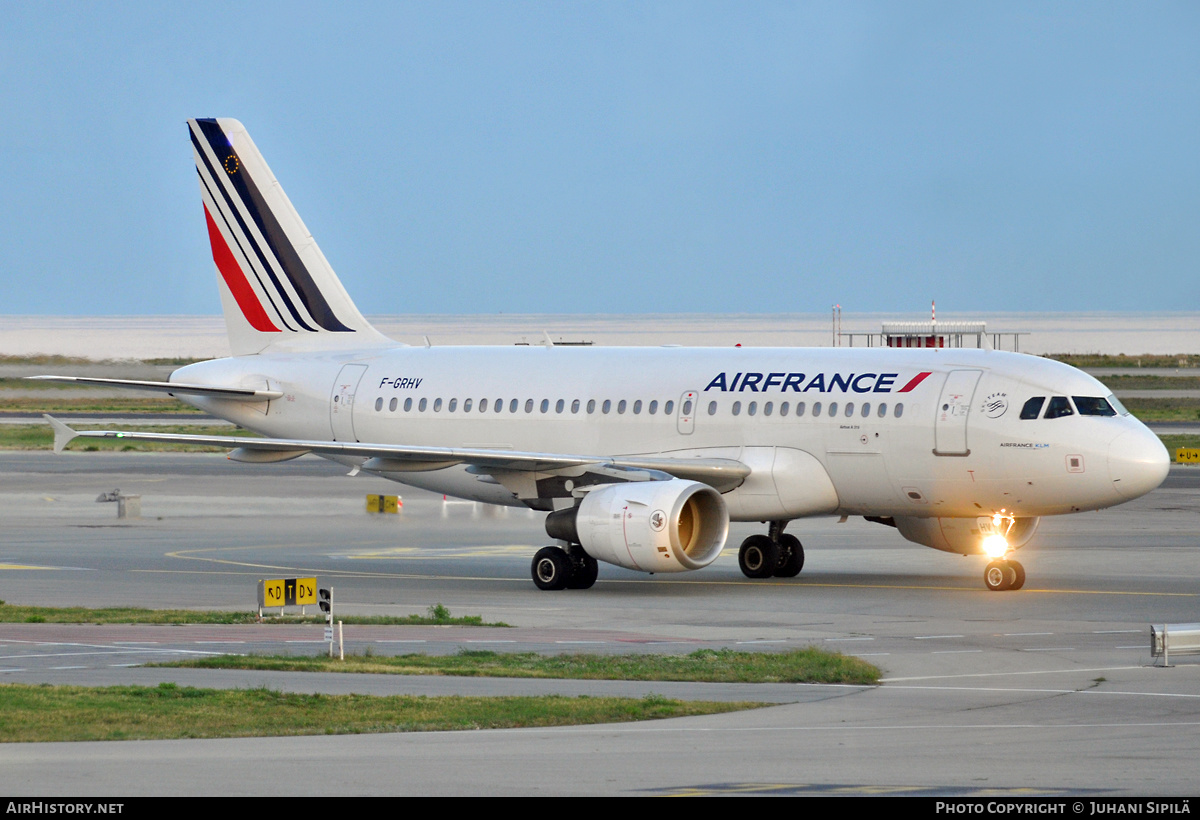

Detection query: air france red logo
(703, 371), (931, 394)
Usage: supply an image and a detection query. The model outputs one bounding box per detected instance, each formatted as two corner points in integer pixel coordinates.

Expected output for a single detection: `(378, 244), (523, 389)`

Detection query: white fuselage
(173, 344), (1169, 523)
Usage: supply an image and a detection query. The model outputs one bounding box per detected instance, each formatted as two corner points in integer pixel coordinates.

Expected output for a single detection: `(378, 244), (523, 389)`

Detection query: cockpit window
(1072, 396), (1118, 417)
(1106, 394), (1130, 416)
(1044, 396), (1074, 419)
(1020, 397), (1045, 420)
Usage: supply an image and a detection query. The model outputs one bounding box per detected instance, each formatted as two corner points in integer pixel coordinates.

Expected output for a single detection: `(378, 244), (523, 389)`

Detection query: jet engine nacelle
(893, 515), (1040, 555)
(549, 479), (729, 573)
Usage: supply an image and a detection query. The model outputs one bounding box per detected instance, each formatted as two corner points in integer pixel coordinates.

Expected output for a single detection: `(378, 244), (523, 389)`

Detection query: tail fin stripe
(197, 168), (296, 332)
(191, 126), (316, 332)
(203, 204), (280, 333)
(193, 119), (353, 333)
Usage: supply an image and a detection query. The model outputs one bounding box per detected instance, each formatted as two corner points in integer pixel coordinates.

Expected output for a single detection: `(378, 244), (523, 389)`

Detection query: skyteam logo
(982, 392), (1009, 418)
(703, 371), (932, 394)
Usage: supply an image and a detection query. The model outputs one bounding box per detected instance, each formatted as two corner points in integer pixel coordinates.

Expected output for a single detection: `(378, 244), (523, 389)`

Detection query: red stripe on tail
(204, 205), (280, 333)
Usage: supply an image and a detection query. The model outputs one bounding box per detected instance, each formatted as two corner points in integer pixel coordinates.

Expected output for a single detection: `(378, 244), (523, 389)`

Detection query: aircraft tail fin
(189, 118), (392, 356)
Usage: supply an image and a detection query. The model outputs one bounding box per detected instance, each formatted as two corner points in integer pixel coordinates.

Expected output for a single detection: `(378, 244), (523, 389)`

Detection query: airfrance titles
(703, 371), (931, 394)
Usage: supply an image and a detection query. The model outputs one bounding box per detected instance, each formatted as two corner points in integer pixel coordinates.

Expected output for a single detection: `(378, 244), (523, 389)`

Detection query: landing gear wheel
(1008, 560), (1025, 591)
(984, 560), (1012, 592)
(739, 535), (781, 579)
(774, 534), (805, 578)
(566, 552), (599, 590)
(532, 546), (571, 590)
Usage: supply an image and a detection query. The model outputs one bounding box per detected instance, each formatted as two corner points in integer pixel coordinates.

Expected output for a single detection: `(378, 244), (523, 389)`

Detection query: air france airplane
(37, 118), (1171, 593)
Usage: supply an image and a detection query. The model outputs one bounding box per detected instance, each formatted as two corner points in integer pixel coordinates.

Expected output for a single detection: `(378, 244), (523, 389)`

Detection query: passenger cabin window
(1020, 397), (1045, 420)
(1045, 396), (1074, 419)
(448, 398), (457, 412)
(664, 400), (674, 414)
(374, 397), (383, 411)
(1073, 396), (1117, 417)
(389, 397), (398, 412)
(707, 401), (717, 415)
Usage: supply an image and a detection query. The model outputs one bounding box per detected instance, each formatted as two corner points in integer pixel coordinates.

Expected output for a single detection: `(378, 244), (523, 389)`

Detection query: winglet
(44, 415), (79, 454)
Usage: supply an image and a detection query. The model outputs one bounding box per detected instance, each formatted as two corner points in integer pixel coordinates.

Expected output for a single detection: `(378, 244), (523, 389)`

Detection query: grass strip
(1097, 374), (1200, 390)
(1160, 435), (1200, 464)
(0, 683), (757, 742)
(1046, 353), (1200, 369)
(1120, 397), (1200, 421)
(0, 397), (205, 414)
(166, 647), (881, 685)
(0, 602), (505, 627)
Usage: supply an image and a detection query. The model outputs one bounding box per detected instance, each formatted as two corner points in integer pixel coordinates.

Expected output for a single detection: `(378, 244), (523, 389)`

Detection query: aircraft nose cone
(1108, 426), (1170, 500)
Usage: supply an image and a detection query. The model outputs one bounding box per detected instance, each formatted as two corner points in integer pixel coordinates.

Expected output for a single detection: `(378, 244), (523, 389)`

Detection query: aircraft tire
(984, 560), (1012, 592)
(566, 552), (599, 590)
(1008, 560), (1026, 591)
(774, 534), (805, 578)
(739, 535), (780, 579)
(532, 546), (571, 590)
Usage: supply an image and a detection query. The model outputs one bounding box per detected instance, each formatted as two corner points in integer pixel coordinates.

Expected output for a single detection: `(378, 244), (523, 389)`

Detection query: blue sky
(1, 2), (1197, 317)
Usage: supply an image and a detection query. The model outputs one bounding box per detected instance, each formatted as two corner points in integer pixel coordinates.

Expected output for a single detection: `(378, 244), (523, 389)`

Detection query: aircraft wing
(27, 376), (282, 402)
(43, 416), (750, 491)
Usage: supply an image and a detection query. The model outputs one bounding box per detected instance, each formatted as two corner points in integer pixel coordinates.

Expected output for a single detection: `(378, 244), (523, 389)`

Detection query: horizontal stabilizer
(44, 414), (79, 454)
(27, 376), (282, 402)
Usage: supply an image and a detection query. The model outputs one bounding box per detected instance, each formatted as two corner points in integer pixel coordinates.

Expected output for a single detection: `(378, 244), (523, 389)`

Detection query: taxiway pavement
(1, 451), (1198, 795)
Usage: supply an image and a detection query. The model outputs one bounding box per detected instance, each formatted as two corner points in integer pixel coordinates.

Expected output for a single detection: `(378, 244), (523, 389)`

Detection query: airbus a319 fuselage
(39, 118), (1170, 593)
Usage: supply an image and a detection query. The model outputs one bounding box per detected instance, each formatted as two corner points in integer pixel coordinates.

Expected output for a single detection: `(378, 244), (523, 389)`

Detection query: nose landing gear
(983, 559), (1025, 592)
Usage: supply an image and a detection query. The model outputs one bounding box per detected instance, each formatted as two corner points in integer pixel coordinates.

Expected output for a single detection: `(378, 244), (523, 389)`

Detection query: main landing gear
(738, 522), (804, 580)
(983, 559), (1025, 592)
(531, 544), (598, 590)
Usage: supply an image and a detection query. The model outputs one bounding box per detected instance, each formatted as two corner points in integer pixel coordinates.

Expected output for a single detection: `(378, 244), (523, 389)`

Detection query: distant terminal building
(837, 321), (1028, 351)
